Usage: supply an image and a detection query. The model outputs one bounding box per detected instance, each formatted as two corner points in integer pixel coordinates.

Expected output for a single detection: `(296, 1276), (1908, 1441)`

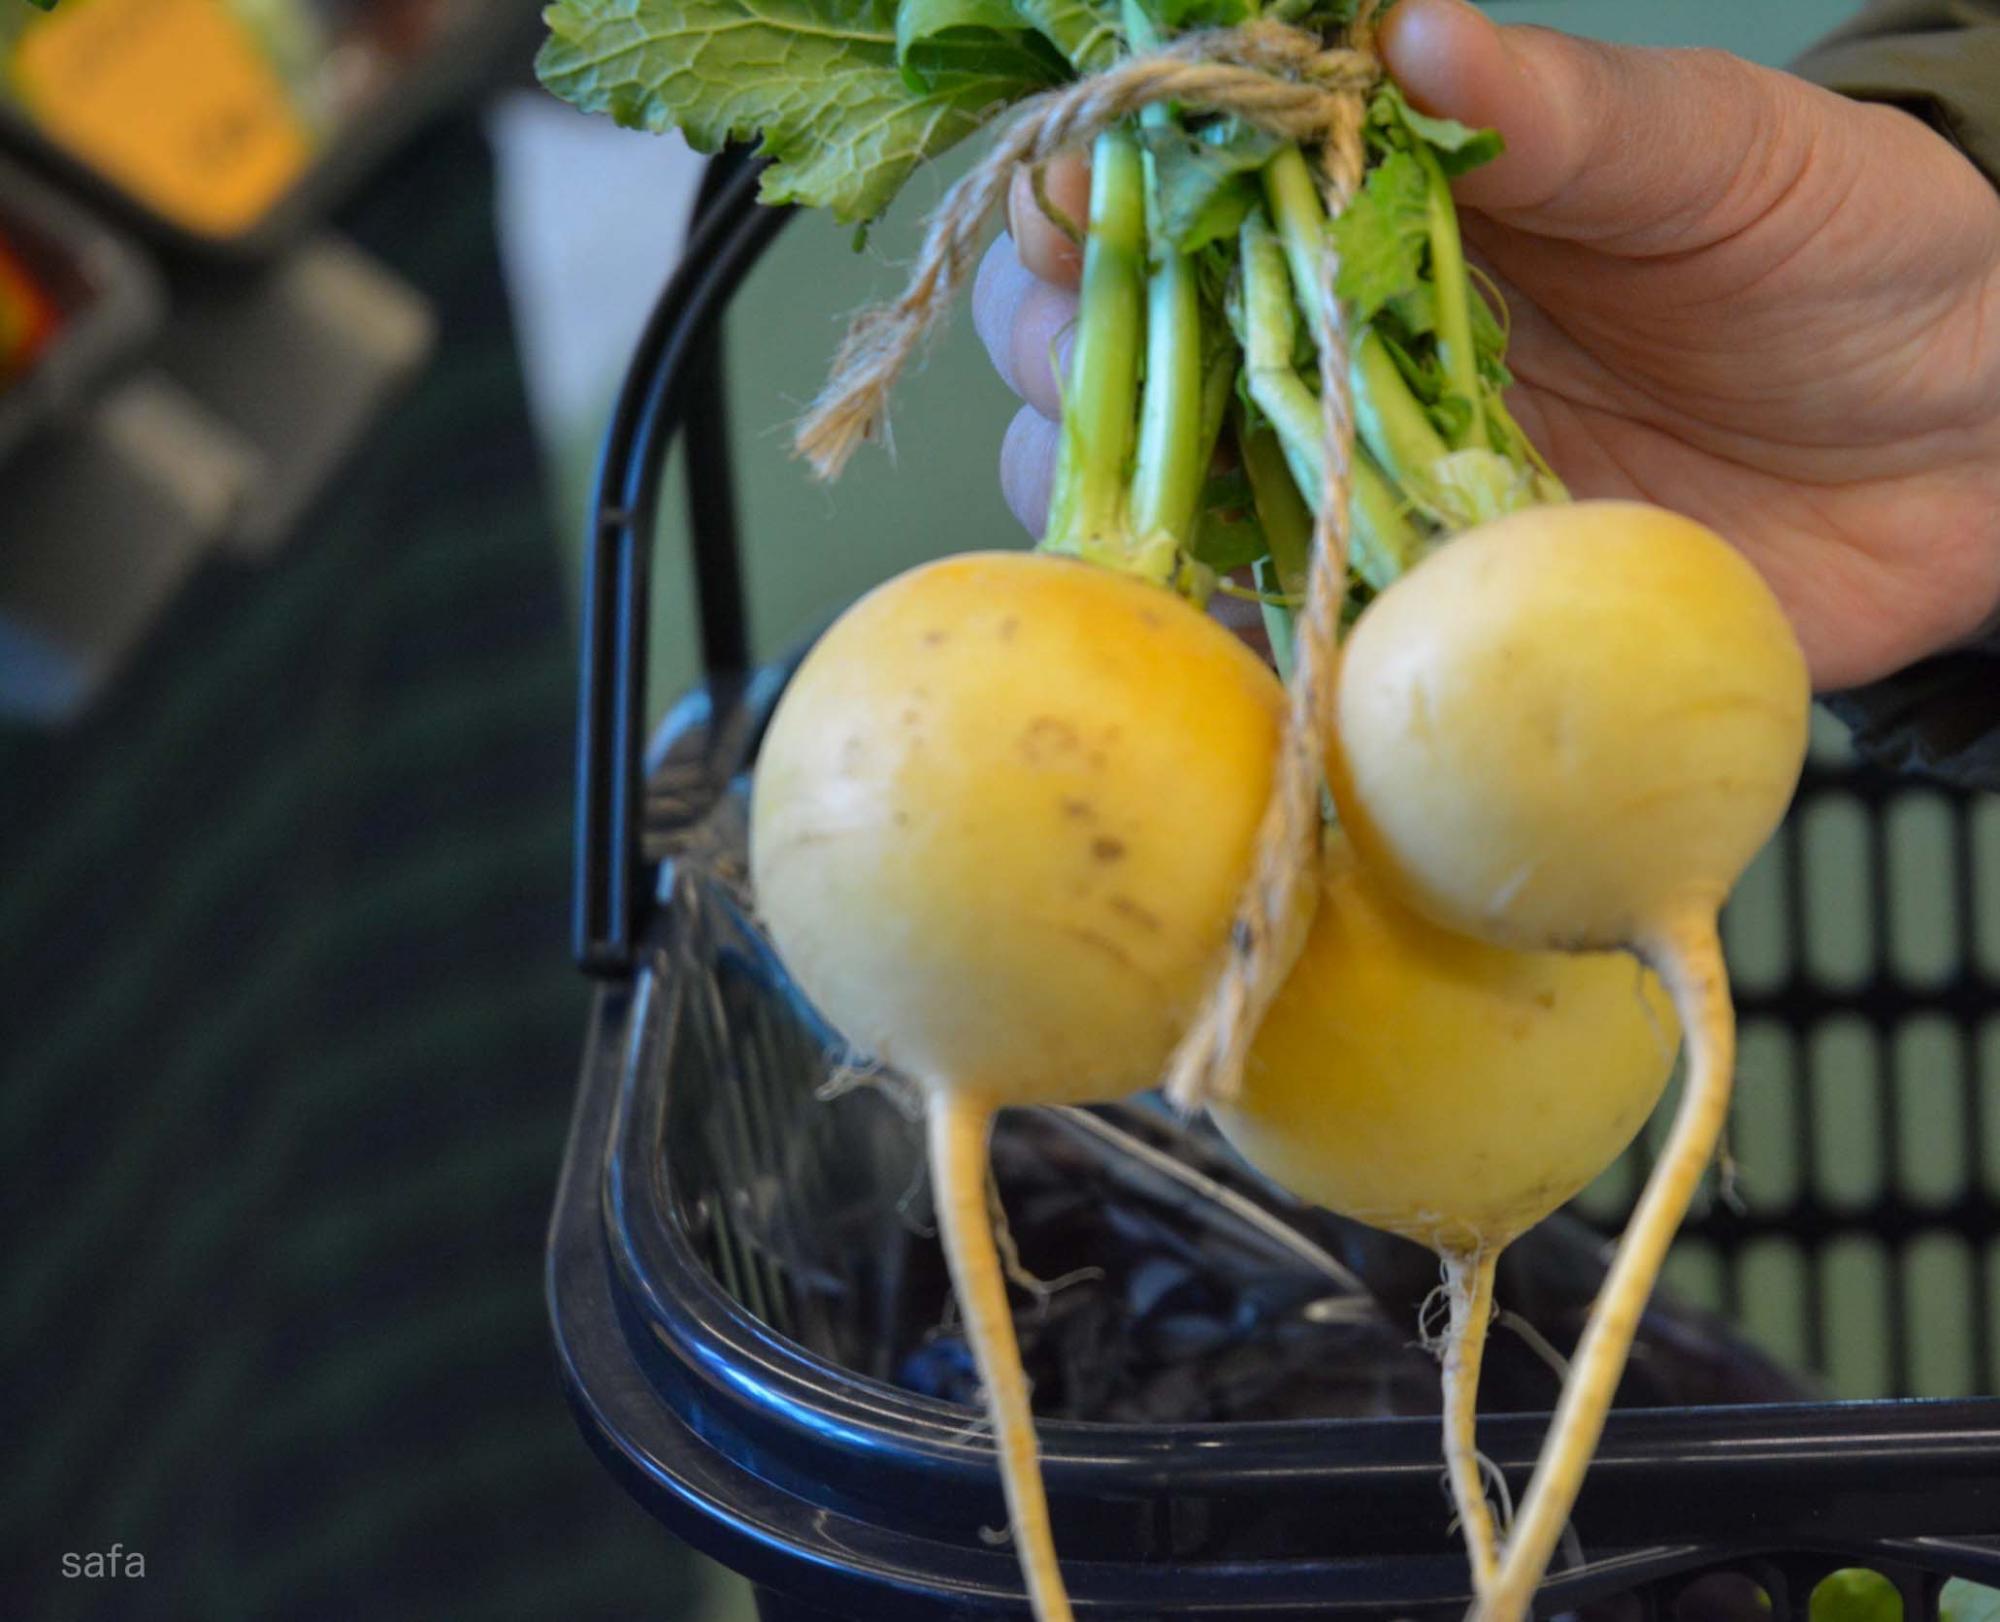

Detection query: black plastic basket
(547, 151), (2000, 1620)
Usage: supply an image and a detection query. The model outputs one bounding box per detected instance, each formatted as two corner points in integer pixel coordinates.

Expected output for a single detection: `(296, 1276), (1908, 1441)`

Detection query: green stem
(1238, 207), (1425, 589)
(1350, 328), (1451, 514)
(1260, 146), (1451, 518)
(1199, 345), (1237, 463)
(1487, 387), (1570, 501)
(1042, 127), (1149, 574)
(1123, 0), (1207, 575)
(1237, 415), (1310, 600)
(1237, 413), (1308, 683)
(1261, 388), (1415, 583)
(1417, 144), (1486, 451)
(1261, 144), (1327, 313)
(1129, 238), (1203, 566)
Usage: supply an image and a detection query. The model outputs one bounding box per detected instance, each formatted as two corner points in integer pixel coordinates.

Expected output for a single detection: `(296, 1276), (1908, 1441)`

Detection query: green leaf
(1192, 238), (1237, 323)
(903, 21), (1068, 94)
(1146, 117), (1283, 255)
(1188, 469), (1268, 573)
(1471, 285), (1505, 363)
(538, 0), (1057, 223)
(1427, 392), (1473, 443)
(1392, 281), (1507, 374)
(1431, 446), (1536, 525)
(1330, 147), (1428, 320)
(1374, 82), (1504, 176)
(895, 0), (1072, 82)
(1269, 0), (1355, 25)
(896, 0), (1026, 56)
(1941, 1582), (2000, 1622)
(1385, 282), (1436, 337)
(1153, 0), (1251, 29)
(1378, 328), (1441, 405)
(1190, 513), (1268, 574)
(1165, 170), (1261, 254)
(1013, 0), (1120, 68)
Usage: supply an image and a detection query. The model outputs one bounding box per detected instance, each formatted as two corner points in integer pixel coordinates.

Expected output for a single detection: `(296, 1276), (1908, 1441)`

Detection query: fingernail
(1381, 0), (1518, 131)
(1383, 0), (1495, 75)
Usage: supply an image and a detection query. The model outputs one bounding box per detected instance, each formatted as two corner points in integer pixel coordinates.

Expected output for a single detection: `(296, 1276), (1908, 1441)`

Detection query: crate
(548, 151), (2000, 1621)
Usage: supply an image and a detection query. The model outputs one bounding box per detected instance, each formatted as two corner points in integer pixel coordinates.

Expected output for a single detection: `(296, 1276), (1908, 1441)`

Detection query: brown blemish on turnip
(1020, 716), (1080, 761)
(1058, 923), (1146, 980)
(1108, 894), (1161, 932)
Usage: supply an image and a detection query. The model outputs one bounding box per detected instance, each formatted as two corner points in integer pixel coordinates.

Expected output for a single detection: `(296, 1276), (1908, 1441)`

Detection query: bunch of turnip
(540, 0), (1812, 1615)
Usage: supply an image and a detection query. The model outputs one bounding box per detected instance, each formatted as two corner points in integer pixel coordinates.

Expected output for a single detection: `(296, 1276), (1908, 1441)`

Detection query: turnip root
(1214, 830), (1677, 1591)
(1328, 500), (1811, 1620)
(751, 548), (1289, 1621)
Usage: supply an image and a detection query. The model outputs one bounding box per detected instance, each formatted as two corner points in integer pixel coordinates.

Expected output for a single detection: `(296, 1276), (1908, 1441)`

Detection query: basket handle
(573, 152), (795, 975)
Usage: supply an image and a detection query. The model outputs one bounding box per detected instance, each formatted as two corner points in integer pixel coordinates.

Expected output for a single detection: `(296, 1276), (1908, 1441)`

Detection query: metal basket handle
(573, 150), (796, 975)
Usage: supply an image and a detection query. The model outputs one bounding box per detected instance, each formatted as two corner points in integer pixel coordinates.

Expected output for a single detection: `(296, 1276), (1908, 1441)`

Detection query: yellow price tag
(9, 0), (314, 238)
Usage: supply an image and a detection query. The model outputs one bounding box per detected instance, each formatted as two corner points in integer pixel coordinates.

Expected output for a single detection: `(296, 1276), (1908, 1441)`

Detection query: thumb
(1379, 0), (1809, 253)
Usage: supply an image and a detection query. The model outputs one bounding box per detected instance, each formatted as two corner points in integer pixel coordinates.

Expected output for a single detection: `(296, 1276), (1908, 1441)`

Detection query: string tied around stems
(793, 7), (1383, 1117)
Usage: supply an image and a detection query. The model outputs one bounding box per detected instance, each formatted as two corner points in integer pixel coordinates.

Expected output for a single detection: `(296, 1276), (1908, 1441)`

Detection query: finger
(1006, 152), (1091, 288)
(972, 231), (1080, 420)
(1000, 405), (1060, 538)
(1380, 0), (1814, 256)
(973, 230), (1031, 393)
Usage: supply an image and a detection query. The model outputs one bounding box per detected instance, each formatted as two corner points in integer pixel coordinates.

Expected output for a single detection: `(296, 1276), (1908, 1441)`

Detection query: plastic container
(549, 150), (2000, 1620)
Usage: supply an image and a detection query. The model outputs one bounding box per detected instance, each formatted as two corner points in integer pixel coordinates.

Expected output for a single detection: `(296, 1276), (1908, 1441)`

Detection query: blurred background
(8, 1), (1986, 1619)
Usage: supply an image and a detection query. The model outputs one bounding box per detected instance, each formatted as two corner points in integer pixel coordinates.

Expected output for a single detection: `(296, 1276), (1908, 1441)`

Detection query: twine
(793, 8), (1382, 1116)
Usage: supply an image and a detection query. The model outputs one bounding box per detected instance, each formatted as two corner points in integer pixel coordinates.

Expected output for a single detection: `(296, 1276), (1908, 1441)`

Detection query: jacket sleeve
(1792, 0), (2000, 178)
(1788, 2), (2000, 789)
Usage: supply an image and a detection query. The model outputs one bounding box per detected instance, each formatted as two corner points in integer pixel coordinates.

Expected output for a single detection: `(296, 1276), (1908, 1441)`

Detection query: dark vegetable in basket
(904, 1108), (1813, 1425)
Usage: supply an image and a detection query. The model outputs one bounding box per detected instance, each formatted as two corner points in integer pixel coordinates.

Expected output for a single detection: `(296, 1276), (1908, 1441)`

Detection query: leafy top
(535, 0), (1496, 229)
(537, 0), (1065, 223)
(1332, 85), (1505, 318)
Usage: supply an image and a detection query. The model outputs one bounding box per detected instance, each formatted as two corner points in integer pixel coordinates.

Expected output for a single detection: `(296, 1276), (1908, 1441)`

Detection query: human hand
(974, 0), (2000, 690)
